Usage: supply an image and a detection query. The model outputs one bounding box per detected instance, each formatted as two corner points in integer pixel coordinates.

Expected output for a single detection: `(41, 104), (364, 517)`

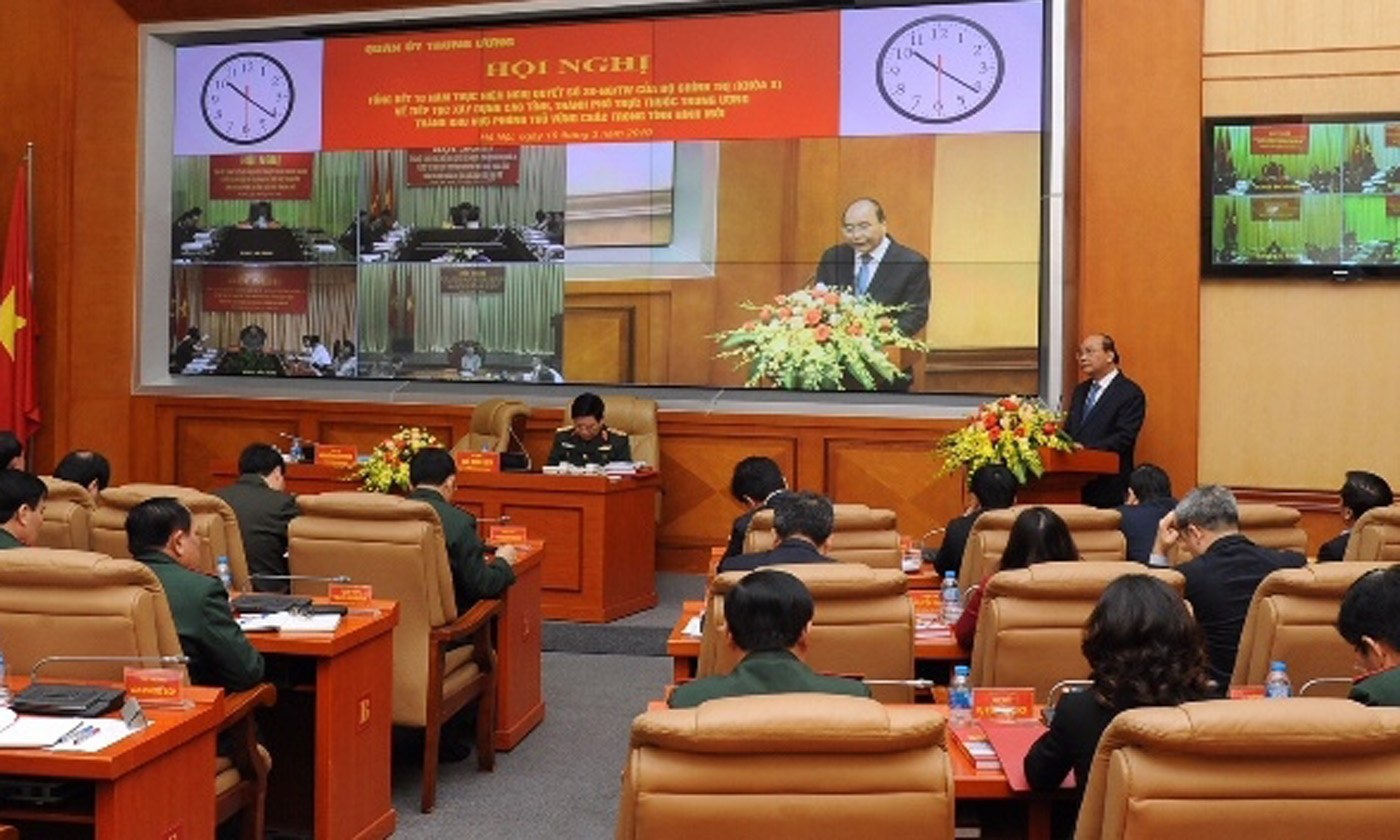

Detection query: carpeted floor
(542, 572), (707, 656)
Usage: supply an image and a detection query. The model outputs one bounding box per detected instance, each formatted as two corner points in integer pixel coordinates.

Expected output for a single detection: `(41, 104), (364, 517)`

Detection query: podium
(1014, 448), (1120, 505)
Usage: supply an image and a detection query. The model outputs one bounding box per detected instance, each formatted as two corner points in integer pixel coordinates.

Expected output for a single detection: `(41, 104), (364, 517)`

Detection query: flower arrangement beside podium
(357, 426), (442, 492)
(936, 396), (1074, 482)
(712, 285), (928, 390)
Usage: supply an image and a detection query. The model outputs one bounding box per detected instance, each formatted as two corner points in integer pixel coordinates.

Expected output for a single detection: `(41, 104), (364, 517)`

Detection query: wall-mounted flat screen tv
(1204, 113), (1400, 278)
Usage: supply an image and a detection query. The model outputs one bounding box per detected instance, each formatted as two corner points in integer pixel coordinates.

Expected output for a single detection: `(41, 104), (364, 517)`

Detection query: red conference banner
(201, 266), (309, 314)
(406, 147), (521, 186)
(321, 12), (838, 149)
(1251, 196), (1301, 221)
(209, 153), (315, 200)
(1250, 125), (1309, 155)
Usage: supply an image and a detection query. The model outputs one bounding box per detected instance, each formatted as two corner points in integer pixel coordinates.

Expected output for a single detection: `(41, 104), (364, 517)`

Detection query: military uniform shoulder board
(608, 428), (628, 437)
(555, 425), (574, 433)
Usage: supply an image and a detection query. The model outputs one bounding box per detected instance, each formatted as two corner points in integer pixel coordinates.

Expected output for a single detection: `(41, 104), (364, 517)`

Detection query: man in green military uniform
(213, 442), (300, 592)
(546, 392), (631, 467)
(669, 569), (871, 708)
(127, 497), (264, 691)
(1337, 565), (1400, 706)
(408, 447), (516, 612)
(0, 469), (45, 550)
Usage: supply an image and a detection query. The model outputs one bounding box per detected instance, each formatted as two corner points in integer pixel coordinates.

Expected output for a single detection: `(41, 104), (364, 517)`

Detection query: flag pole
(23, 142), (32, 295)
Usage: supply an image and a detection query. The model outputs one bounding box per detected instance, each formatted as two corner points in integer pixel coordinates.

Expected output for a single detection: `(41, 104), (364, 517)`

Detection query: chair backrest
(0, 548), (182, 681)
(959, 504), (1126, 592)
(1075, 699), (1400, 840)
(288, 492), (457, 727)
(1232, 562), (1394, 694)
(92, 483), (252, 589)
(741, 504), (901, 569)
(451, 398), (530, 455)
(37, 476), (95, 551)
(698, 563), (913, 702)
(1343, 505), (1400, 562)
(616, 694), (953, 840)
(1168, 504), (1306, 567)
(970, 562), (1184, 702)
(601, 394), (659, 466)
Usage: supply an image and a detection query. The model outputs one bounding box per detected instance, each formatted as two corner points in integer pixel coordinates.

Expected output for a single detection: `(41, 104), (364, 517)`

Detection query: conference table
(0, 682), (226, 838)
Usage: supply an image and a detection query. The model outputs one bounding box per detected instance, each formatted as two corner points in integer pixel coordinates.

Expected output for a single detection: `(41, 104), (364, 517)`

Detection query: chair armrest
(430, 599), (502, 646)
(221, 683), (277, 730)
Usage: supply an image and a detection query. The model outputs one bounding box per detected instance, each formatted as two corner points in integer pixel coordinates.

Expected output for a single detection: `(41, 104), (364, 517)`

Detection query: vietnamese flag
(0, 163), (38, 440)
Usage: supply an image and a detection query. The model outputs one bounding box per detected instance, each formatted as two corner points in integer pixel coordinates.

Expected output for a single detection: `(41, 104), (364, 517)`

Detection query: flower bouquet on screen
(935, 397), (1074, 483)
(711, 285), (928, 391)
(357, 427), (442, 493)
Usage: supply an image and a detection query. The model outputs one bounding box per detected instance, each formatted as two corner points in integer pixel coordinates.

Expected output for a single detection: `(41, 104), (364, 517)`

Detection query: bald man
(1065, 333), (1147, 508)
(813, 198), (930, 337)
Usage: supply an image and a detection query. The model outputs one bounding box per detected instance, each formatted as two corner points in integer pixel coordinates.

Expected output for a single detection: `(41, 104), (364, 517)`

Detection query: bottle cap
(1271, 660), (1287, 671)
(943, 571), (956, 580)
(954, 665), (969, 676)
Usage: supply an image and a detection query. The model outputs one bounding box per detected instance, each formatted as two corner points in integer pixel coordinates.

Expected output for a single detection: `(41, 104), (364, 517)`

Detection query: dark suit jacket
(135, 550), (264, 691)
(1317, 532), (1348, 563)
(1116, 498), (1176, 564)
(1178, 534), (1307, 688)
(932, 511), (981, 577)
(717, 537), (836, 574)
(213, 474), (299, 593)
(668, 649), (871, 708)
(1024, 689), (1117, 797)
(1065, 372), (1147, 507)
(409, 488), (516, 612)
(814, 238), (930, 336)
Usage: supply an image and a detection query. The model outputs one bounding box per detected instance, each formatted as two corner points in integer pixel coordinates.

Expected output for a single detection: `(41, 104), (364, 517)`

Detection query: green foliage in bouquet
(935, 396), (1076, 483)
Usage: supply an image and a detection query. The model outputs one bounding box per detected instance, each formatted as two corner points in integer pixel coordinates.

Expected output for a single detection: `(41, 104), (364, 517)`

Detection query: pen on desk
(65, 725), (100, 745)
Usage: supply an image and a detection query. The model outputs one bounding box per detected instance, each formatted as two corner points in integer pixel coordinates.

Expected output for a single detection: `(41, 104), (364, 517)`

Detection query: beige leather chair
(0, 548), (274, 839)
(287, 492), (500, 813)
(616, 694), (953, 840)
(699, 563), (914, 702)
(958, 504), (1126, 592)
(91, 484), (252, 589)
(601, 394), (659, 466)
(1169, 503), (1307, 567)
(1075, 699), (1400, 840)
(741, 504), (901, 569)
(1343, 505), (1400, 562)
(1232, 562), (1394, 695)
(970, 562), (1184, 701)
(451, 398), (529, 455)
(36, 475), (95, 550)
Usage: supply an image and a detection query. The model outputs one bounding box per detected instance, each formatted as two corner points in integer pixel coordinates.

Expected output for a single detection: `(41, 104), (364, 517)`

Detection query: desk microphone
(248, 573), (352, 586)
(861, 678), (939, 690)
(476, 514), (512, 525)
(30, 654), (190, 681)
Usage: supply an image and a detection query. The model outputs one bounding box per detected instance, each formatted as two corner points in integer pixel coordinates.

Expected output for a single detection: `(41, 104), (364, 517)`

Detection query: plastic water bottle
(216, 556), (234, 592)
(289, 437), (303, 463)
(941, 572), (963, 624)
(0, 644), (11, 708)
(950, 665), (973, 725)
(1265, 661), (1292, 699)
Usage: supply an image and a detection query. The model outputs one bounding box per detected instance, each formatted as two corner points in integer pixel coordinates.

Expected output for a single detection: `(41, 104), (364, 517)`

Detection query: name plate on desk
(489, 525), (529, 545)
(125, 667), (188, 708)
(973, 687), (1035, 721)
(328, 583), (374, 606)
(315, 444), (359, 470)
(456, 451), (501, 473)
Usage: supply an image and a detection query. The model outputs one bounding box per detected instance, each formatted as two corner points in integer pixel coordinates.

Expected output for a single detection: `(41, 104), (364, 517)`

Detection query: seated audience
(126, 497), (264, 691)
(1319, 470), (1393, 562)
(1336, 566), (1400, 706)
(723, 456), (788, 559)
(408, 448), (516, 611)
(668, 569), (871, 708)
(0, 469), (45, 549)
(953, 506), (1079, 649)
(1118, 464), (1176, 565)
(212, 443), (299, 593)
(546, 393), (631, 466)
(1152, 484), (1305, 690)
(718, 491), (838, 574)
(171, 326), (203, 373)
(1025, 575), (1212, 800)
(52, 449), (112, 496)
(932, 464), (1017, 577)
(0, 432), (23, 470)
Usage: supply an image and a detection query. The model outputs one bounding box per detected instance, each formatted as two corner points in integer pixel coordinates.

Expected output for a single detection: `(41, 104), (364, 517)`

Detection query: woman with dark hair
(1025, 574), (1213, 799)
(953, 506), (1078, 648)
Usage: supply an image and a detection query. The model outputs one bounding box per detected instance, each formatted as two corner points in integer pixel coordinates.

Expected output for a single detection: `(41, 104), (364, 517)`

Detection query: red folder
(980, 719), (1076, 791)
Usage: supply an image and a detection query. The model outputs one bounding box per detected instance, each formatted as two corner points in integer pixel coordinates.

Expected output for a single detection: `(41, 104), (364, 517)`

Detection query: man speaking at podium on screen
(813, 198), (930, 338)
(1066, 333), (1146, 508)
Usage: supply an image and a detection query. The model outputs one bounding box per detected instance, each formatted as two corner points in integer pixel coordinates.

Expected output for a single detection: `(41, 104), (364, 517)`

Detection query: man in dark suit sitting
(1318, 470), (1393, 562)
(718, 491), (838, 574)
(931, 463), (1018, 577)
(0, 469), (44, 549)
(1151, 485), (1306, 691)
(813, 198), (930, 338)
(1065, 333), (1147, 507)
(213, 443), (299, 593)
(722, 456), (788, 560)
(668, 569), (870, 708)
(1118, 464), (1176, 565)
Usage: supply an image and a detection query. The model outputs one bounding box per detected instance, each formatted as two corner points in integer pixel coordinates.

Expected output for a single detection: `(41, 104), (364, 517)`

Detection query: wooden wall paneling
(824, 427), (967, 545)
(172, 415), (302, 488)
(562, 307), (633, 383)
(316, 419), (458, 454)
(1232, 487), (1343, 558)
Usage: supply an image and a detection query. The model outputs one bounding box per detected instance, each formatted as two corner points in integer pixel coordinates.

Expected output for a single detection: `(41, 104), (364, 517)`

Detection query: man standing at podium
(813, 198), (930, 338)
(1065, 333), (1146, 508)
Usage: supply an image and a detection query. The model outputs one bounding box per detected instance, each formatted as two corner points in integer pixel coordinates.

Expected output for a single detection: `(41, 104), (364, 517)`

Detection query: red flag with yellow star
(0, 163), (38, 440)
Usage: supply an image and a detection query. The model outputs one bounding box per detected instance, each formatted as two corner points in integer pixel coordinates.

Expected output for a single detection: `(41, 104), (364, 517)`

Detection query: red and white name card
(973, 687), (1036, 721)
(456, 451), (500, 473)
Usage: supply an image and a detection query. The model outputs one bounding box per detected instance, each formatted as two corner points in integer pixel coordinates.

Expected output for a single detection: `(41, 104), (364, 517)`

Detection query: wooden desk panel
(497, 542), (545, 750)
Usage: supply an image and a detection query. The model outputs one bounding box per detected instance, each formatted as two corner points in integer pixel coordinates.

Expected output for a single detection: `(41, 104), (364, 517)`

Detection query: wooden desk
(497, 541), (545, 750)
(667, 597), (968, 682)
(251, 601), (399, 840)
(0, 683), (224, 838)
